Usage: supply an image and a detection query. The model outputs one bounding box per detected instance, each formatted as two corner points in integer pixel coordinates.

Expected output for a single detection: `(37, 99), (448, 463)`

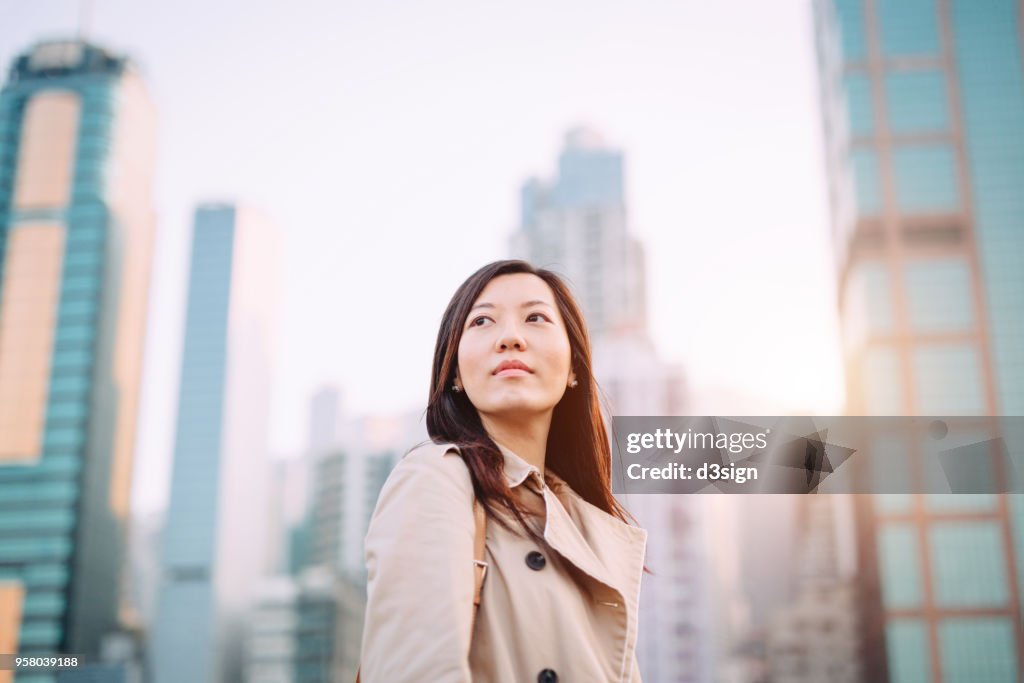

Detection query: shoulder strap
(471, 497), (488, 610)
(356, 497), (488, 683)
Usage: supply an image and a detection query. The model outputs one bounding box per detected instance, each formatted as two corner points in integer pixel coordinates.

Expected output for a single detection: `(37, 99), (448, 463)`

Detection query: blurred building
(509, 125), (689, 414)
(0, 38), (157, 675)
(280, 408), (420, 676)
(512, 126), (647, 337)
(510, 127), (708, 683)
(763, 580), (862, 683)
(151, 203), (280, 682)
(815, 0), (1024, 679)
(245, 567), (347, 683)
(306, 447), (400, 581)
(762, 496), (863, 683)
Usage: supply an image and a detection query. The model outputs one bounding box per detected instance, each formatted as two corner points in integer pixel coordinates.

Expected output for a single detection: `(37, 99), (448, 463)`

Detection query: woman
(359, 259), (650, 682)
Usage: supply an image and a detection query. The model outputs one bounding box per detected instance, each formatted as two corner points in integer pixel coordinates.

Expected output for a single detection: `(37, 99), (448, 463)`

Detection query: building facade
(814, 0), (1024, 679)
(0, 39), (157, 678)
(151, 204), (280, 682)
(509, 127), (706, 682)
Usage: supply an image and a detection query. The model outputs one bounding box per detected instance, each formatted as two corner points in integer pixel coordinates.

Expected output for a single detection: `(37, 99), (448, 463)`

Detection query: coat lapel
(493, 442), (648, 608)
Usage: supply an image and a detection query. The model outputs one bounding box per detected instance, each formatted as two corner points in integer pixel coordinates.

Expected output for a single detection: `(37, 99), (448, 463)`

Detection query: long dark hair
(423, 259), (650, 574)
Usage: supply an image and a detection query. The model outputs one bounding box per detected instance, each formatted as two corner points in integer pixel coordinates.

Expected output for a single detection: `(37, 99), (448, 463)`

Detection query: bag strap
(471, 497), (488, 610)
(356, 497), (488, 683)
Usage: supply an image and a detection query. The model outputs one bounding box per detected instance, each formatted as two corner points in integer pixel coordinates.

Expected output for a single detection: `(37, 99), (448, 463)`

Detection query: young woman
(359, 259), (649, 682)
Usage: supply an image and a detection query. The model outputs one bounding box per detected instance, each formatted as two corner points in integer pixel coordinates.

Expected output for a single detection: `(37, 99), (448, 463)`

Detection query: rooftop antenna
(78, 0), (94, 41)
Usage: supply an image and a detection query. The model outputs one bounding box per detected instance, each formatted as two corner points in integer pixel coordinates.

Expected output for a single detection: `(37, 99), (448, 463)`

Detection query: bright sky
(2, 0), (845, 513)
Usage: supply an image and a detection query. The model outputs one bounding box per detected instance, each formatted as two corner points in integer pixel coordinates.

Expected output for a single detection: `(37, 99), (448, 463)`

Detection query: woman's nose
(496, 325), (526, 350)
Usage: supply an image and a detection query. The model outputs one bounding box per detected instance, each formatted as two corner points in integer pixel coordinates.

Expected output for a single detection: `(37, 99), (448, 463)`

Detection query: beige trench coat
(359, 439), (648, 682)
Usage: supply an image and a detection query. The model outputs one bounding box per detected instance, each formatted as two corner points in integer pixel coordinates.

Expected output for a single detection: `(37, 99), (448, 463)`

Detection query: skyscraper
(814, 0), (1024, 679)
(512, 126), (648, 337)
(0, 39), (156, 669)
(509, 128), (706, 682)
(151, 203), (280, 682)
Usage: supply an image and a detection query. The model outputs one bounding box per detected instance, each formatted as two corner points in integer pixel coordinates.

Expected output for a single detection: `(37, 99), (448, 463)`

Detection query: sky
(1, 0), (845, 514)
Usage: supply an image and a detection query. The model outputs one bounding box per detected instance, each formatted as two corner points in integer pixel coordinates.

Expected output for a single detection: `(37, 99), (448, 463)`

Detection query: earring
(452, 383), (461, 392)
(569, 379), (578, 388)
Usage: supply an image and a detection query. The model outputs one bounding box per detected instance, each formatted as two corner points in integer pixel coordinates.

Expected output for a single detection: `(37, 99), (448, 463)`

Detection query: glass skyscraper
(151, 203), (279, 683)
(510, 128), (701, 683)
(0, 40), (156, 679)
(814, 0), (1024, 679)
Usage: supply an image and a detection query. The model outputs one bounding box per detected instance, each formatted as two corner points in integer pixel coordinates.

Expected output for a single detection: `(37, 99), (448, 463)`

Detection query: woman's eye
(470, 313), (548, 327)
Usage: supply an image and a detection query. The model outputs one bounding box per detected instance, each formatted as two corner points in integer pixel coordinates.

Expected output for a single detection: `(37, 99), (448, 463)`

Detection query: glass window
(834, 0), (868, 62)
(22, 591), (66, 618)
(878, 0), (940, 56)
(0, 508), (74, 532)
(844, 72), (874, 136)
(56, 324), (95, 347)
(852, 147), (882, 216)
(892, 144), (960, 212)
(885, 70), (949, 133)
(45, 400), (87, 422)
(904, 259), (973, 331)
(18, 620), (62, 648)
(886, 619), (932, 683)
(864, 346), (904, 414)
(874, 493), (914, 514)
(57, 298), (97, 318)
(912, 344), (985, 414)
(930, 522), (1008, 607)
(949, 0), (1024, 417)
(0, 535), (72, 562)
(879, 523), (922, 607)
(843, 261), (894, 345)
(926, 494), (997, 512)
(48, 373), (90, 395)
(1007, 491), (1024, 614)
(43, 426), (84, 449)
(938, 617), (1018, 682)
(23, 563), (69, 588)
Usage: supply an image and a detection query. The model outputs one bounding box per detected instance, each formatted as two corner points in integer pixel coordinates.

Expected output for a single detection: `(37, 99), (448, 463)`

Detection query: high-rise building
(0, 39), (156, 672)
(509, 128), (706, 682)
(307, 446), (401, 580)
(814, 0), (1024, 679)
(245, 567), (345, 683)
(762, 496), (863, 682)
(151, 204), (280, 682)
(512, 126), (648, 337)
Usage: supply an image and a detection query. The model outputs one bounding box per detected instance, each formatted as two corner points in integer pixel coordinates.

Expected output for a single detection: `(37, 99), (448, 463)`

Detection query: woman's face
(455, 273), (576, 420)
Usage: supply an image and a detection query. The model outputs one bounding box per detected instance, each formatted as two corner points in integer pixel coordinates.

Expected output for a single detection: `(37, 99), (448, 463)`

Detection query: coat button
(525, 550), (546, 570)
(537, 669), (558, 683)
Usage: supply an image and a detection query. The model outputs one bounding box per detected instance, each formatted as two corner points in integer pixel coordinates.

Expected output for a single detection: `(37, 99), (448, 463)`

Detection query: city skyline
(2, 2), (845, 515)
(3, 3), (1024, 679)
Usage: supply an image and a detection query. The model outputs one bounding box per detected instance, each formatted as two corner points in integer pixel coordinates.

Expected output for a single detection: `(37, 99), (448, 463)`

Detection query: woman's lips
(494, 368), (532, 377)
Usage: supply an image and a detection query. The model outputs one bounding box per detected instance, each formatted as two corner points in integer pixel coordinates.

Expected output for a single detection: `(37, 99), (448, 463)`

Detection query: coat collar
(441, 440), (647, 596)
(493, 439), (545, 489)
(488, 440), (648, 681)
